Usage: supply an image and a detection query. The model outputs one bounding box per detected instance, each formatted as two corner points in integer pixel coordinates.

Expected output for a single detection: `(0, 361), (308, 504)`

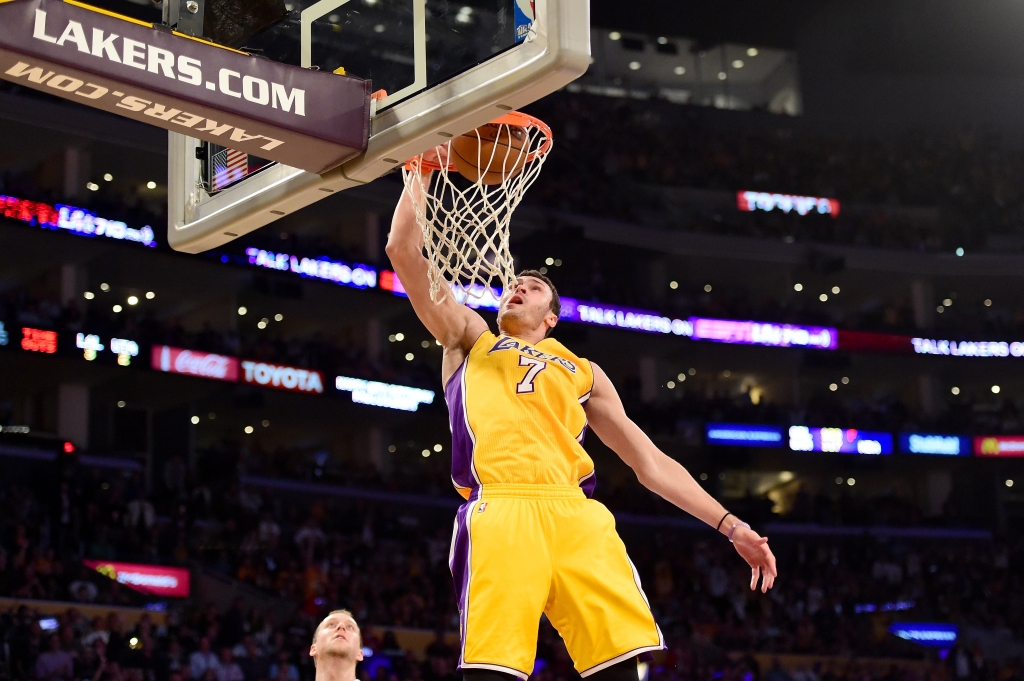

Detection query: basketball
(450, 123), (529, 185)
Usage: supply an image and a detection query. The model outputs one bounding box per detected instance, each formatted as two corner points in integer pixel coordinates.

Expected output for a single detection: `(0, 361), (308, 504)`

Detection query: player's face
(497, 277), (556, 336)
(311, 613), (363, 663)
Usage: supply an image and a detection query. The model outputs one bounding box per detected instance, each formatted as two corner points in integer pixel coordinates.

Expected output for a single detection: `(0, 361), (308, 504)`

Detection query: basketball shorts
(449, 484), (664, 679)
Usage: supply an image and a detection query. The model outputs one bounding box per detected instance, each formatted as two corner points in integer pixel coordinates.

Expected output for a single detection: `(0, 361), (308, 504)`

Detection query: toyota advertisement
(241, 360), (325, 394)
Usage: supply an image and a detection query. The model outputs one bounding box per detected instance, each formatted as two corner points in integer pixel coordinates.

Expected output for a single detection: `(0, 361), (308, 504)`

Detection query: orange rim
(406, 111), (553, 173)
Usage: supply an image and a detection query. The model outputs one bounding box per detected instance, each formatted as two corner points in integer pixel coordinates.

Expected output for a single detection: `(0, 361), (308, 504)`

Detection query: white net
(402, 113), (552, 306)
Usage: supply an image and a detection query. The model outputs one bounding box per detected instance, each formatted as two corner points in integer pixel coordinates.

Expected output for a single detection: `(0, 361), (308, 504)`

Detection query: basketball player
(309, 610), (363, 681)
(385, 163), (777, 681)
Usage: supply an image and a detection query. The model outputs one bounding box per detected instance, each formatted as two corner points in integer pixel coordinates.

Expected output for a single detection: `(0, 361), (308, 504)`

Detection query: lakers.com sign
(0, 0), (370, 173)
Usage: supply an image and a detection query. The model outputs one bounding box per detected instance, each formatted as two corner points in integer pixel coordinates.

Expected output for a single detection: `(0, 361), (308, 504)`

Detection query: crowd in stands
(0, 285), (440, 392)
(526, 92), (1024, 253)
(4, 269), (1024, 471)
(2, 453), (1021, 680)
(12, 81), (1024, 256)
(626, 380), (1024, 441)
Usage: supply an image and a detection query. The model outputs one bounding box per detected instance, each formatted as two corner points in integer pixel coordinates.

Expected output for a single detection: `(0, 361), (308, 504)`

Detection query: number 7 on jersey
(516, 355), (547, 394)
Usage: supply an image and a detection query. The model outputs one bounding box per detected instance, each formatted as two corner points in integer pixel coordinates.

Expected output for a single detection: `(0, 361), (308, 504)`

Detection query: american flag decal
(211, 148), (249, 191)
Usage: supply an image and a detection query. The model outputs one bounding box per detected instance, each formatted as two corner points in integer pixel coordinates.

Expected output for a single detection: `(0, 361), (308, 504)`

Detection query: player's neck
(314, 658), (357, 681)
(498, 325), (547, 346)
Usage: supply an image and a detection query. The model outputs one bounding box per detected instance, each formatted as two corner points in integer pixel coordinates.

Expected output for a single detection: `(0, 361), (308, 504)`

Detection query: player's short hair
(517, 269), (561, 319)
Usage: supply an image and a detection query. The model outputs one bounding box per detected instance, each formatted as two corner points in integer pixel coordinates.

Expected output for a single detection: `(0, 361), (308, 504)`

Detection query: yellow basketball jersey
(445, 331), (596, 499)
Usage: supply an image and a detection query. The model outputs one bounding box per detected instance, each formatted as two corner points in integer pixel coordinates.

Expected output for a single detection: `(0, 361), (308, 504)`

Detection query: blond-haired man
(310, 610), (364, 681)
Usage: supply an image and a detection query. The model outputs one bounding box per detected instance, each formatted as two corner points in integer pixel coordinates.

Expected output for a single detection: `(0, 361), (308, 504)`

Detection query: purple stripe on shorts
(449, 491), (479, 666)
(445, 361), (476, 491)
(580, 470), (597, 498)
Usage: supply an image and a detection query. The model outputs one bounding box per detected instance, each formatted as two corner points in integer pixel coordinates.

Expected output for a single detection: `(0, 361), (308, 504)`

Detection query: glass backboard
(168, 0), (590, 253)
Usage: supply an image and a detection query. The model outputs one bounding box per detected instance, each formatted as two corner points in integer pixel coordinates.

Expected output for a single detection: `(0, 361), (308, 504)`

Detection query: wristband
(728, 521), (751, 543)
(715, 512), (732, 532)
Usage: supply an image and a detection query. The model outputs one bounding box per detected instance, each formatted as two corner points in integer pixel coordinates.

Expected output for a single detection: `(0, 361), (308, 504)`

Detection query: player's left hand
(731, 525), (777, 592)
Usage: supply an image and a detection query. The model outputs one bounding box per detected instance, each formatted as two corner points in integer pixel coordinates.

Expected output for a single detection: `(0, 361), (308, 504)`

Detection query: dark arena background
(4, 0), (1024, 679)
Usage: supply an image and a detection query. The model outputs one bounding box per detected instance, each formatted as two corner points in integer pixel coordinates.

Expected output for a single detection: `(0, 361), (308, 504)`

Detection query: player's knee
(463, 670), (520, 681)
(587, 657), (640, 681)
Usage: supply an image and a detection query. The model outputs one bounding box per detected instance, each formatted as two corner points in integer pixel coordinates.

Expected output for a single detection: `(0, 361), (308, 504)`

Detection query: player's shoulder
(537, 336), (589, 366)
(537, 335), (574, 355)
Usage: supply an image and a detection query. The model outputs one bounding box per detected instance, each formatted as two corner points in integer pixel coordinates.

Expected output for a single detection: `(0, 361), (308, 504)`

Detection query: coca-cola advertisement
(151, 345), (239, 382)
(84, 560), (190, 598)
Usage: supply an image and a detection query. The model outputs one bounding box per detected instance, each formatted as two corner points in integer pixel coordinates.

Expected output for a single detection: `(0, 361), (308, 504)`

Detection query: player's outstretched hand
(421, 143), (451, 170)
(731, 525), (777, 593)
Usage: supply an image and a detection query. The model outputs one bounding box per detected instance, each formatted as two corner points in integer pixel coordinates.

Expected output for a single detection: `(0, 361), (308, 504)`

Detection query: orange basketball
(450, 123), (529, 185)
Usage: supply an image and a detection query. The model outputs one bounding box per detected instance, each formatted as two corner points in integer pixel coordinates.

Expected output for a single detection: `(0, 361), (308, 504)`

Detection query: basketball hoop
(403, 111), (553, 306)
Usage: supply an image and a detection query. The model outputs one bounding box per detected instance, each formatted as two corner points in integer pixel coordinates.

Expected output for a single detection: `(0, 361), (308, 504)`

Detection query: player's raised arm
(385, 173), (488, 352)
(584, 363), (778, 592)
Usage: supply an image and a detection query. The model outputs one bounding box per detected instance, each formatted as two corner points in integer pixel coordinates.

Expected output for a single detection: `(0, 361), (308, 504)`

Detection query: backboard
(167, 0), (590, 253)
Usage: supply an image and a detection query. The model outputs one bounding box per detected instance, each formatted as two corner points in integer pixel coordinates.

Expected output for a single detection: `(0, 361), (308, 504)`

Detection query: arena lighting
(691, 318), (837, 350)
(788, 426), (893, 455)
(855, 600), (915, 614)
(243, 247), (377, 290)
(111, 337), (139, 366)
(381, 272), (699, 336)
(565, 300), (693, 336)
(75, 333), (104, 360)
(84, 560), (190, 598)
(0, 194), (157, 247)
(911, 337), (1024, 357)
(974, 436), (1024, 457)
(737, 191), (841, 218)
(21, 327), (57, 353)
(152, 345), (240, 382)
(899, 433), (971, 456)
(335, 376), (435, 412)
(888, 623), (957, 648)
(240, 360), (325, 394)
(705, 423), (784, 447)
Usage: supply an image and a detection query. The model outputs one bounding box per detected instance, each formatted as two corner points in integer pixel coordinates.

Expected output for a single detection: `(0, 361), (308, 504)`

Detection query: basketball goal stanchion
(403, 111), (553, 306)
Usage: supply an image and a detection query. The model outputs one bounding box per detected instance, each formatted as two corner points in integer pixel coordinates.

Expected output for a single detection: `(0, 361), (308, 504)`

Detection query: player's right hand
(422, 143), (451, 170)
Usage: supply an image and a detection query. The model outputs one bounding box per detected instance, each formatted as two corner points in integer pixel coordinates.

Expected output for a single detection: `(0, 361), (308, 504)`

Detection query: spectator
(214, 649), (243, 681)
(268, 650), (299, 681)
(35, 633), (74, 680)
(236, 636), (269, 681)
(188, 638), (219, 680)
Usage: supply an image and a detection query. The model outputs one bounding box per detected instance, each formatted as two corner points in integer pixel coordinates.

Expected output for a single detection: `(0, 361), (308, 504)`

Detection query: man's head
(496, 270), (560, 339)
(309, 610), (363, 668)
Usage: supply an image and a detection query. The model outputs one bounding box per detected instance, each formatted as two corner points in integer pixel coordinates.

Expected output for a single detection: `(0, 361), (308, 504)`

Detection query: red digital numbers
(21, 328), (57, 354)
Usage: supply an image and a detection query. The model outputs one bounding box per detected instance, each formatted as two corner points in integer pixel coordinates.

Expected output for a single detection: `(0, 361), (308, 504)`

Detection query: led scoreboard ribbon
(789, 426), (893, 455)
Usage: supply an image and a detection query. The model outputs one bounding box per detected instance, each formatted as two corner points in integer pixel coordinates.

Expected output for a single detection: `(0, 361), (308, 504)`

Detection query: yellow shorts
(449, 484), (664, 679)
